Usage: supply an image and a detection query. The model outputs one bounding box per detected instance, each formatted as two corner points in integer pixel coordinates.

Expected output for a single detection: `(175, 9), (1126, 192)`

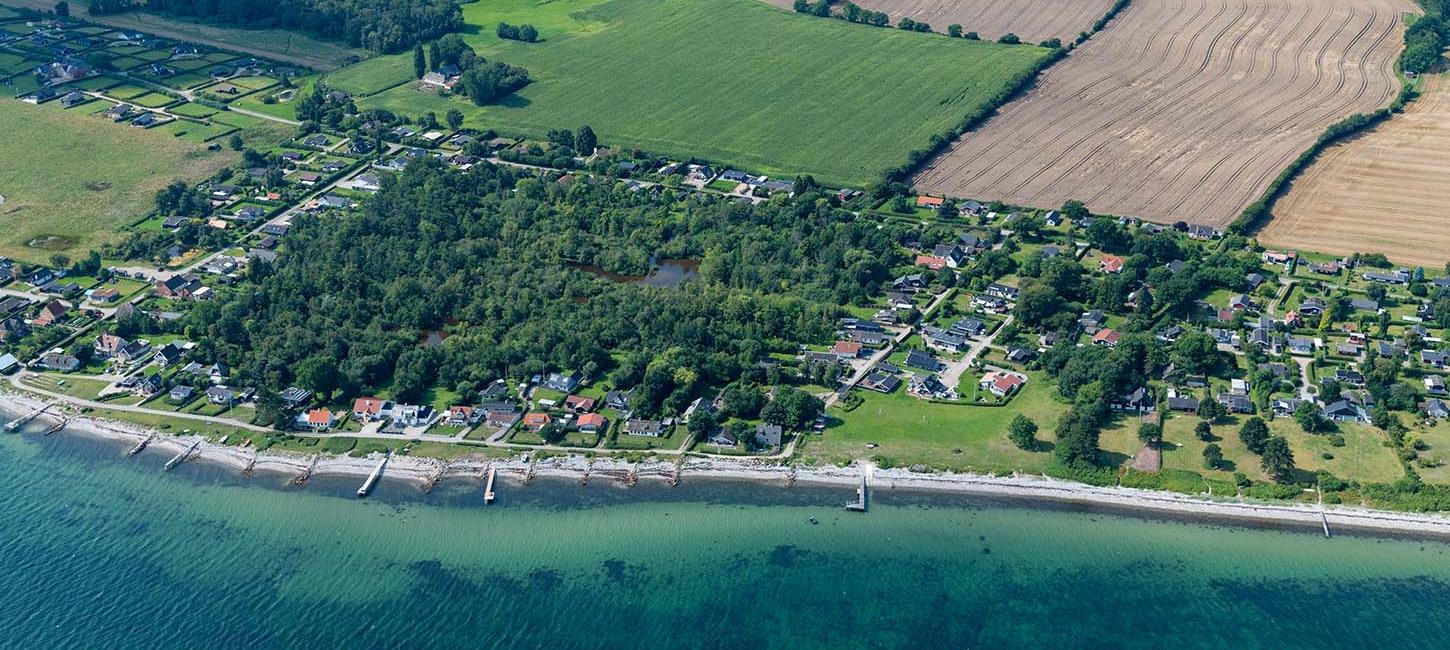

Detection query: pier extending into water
(5, 401), (56, 432)
(483, 466), (497, 505)
(845, 470), (869, 513)
(356, 451), (390, 498)
(164, 441), (200, 472)
(127, 433), (155, 457)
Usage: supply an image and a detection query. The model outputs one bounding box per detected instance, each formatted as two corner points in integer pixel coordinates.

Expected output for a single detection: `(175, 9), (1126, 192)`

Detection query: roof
(305, 408), (333, 424)
(915, 195), (945, 207)
(1092, 329), (1120, 345)
(353, 397), (387, 415)
(577, 413), (605, 427)
(832, 341), (863, 355)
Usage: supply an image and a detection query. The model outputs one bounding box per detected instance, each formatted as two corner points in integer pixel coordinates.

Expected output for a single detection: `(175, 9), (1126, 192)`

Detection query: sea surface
(5, 411), (1450, 649)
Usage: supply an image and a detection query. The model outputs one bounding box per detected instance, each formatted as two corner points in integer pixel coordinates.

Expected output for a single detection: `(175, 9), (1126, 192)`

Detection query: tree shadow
(1099, 450), (1131, 467)
(1032, 439), (1055, 453)
(497, 93), (532, 109)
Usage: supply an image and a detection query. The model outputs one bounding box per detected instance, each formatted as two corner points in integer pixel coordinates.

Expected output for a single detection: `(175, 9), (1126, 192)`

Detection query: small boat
(808, 516), (819, 525)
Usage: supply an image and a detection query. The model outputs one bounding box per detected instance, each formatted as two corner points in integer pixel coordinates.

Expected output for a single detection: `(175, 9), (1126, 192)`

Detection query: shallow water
(4, 413), (1450, 649)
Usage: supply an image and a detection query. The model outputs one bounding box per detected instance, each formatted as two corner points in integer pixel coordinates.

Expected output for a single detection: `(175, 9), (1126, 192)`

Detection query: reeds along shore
(6, 392), (1450, 538)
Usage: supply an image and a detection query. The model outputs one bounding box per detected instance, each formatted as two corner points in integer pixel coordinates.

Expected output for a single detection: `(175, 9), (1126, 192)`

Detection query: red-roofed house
(352, 397), (390, 422)
(33, 300), (68, 327)
(447, 405), (476, 425)
(576, 412), (606, 433)
(832, 341), (864, 359)
(295, 408), (337, 431)
(914, 255), (946, 271)
(563, 394), (597, 413)
(522, 412), (552, 430)
(915, 195), (945, 209)
(1099, 255), (1124, 274)
(979, 371), (1026, 397)
(1092, 328), (1120, 347)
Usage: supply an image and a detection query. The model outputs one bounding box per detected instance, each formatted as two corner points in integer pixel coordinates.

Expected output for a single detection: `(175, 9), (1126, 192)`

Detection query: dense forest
(89, 0), (461, 53)
(181, 160), (904, 421)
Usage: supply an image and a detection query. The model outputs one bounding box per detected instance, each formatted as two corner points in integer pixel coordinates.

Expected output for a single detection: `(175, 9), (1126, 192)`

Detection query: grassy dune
(354, 0), (1049, 185)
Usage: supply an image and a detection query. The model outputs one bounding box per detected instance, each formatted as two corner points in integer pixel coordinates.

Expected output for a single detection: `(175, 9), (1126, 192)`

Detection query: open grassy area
(354, 0), (1050, 185)
(806, 373), (1068, 472)
(0, 99), (236, 263)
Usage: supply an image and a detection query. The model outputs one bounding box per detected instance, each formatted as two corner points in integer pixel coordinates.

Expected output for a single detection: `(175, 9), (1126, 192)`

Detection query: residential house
(985, 283), (1019, 302)
(755, 423), (784, 447)
(543, 371), (582, 393)
(521, 412), (552, 431)
(1425, 399), (1450, 420)
(909, 373), (955, 400)
(978, 371), (1025, 398)
(1424, 350), (1448, 369)
(564, 394), (597, 413)
(905, 349), (945, 373)
(1167, 395), (1201, 412)
(1323, 400), (1367, 423)
(1350, 298), (1380, 312)
(921, 326), (966, 353)
(168, 385), (195, 404)
(33, 300), (68, 327)
(1006, 347), (1036, 364)
(1288, 337), (1314, 356)
(294, 408), (338, 431)
(1427, 376), (1448, 396)
(915, 195), (945, 210)
(206, 386), (235, 406)
(1092, 328), (1120, 347)
(353, 397), (393, 422)
(279, 387), (313, 409)
(1099, 255), (1124, 274)
(1112, 387), (1154, 413)
(576, 412), (606, 434)
(0, 353), (17, 375)
(37, 350), (79, 371)
(1272, 398), (1304, 418)
(860, 370), (901, 393)
(155, 275), (205, 300)
(832, 341), (864, 359)
(1298, 298), (1327, 316)
(706, 427), (739, 447)
(1362, 269), (1411, 285)
(93, 333), (128, 358)
(1217, 393), (1254, 414)
(624, 419), (664, 437)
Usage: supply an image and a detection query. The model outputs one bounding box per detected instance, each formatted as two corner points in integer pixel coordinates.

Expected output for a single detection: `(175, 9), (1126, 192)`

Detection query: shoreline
(7, 392), (1450, 539)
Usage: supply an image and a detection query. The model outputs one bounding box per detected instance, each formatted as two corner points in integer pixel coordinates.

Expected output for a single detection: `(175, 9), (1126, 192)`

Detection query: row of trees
(495, 22), (539, 43)
(116, 0), (463, 53)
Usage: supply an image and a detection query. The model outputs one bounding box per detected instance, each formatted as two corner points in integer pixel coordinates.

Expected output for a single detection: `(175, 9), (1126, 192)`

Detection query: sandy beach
(7, 391), (1450, 538)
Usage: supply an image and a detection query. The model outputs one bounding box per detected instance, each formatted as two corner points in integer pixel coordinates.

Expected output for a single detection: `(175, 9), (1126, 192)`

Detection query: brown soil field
(914, 0), (1412, 227)
(760, 0), (1117, 42)
(1264, 75), (1450, 267)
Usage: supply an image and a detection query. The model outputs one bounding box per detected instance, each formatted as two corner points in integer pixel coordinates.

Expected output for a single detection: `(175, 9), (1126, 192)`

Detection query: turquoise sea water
(5, 413), (1450, 649)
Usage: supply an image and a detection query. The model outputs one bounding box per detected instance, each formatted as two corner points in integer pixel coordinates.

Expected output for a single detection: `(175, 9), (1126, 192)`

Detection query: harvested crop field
(803, 0), (1117, 43)
(1263, 75), (1450, 267)
(914, 0), (1412, 227)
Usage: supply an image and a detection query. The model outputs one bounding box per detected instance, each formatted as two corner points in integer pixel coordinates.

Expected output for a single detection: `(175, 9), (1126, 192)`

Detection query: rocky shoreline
(7, 392), (1450, 539)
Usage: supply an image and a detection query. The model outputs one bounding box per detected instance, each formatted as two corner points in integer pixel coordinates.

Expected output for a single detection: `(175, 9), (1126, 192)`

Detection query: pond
(569, 258), (701, 288)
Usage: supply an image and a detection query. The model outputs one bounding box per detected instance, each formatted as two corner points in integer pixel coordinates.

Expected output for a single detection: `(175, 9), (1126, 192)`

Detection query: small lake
(570, 258), (701, 288)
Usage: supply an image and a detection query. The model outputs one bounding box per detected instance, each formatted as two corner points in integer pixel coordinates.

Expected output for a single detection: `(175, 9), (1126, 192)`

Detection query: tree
(1293, 400), (1322, 433)
(1197, 397), (1224, 422)
(1194, 420), (1213, 442)
(687, 410), (717, 442)
(575, 125), (597, 156)
(539, 423), (567, 444)
(793, 0), (809, 11)
(999, 32), (1021, 44)
(1239, 416), (1270, 454)
(413, 44), (427, 78)
(54, 1), (69, 16)
(519, 24), (539, 42)
(947, 24), (962, 37)
(228, 134), (244, 151)
(446, 108), (464, 130)
(1137, 422), (1162, 447)
(1260, 436), (1296, 483)
(1062, 199), (1088, 221)
(1008, 414), (1038, 450)
(1203, 443), (1224, 470)
(296, 356), (340, 400)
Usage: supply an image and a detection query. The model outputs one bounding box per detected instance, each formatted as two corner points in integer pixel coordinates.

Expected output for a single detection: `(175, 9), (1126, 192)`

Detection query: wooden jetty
(524, 459), (537, 486)
(164, 441), (200, 472)
(844, 472), (869, 512)
(624, 464), (639, 487)
(127, 433), (156, 457)
(356, 451), (391, 498)
(483, 466), (497, 504)
(241, 452), (256, 477)
(292, 454), (320, 486)
(43, 416), (69, 436)
(5, 401), (55, 432)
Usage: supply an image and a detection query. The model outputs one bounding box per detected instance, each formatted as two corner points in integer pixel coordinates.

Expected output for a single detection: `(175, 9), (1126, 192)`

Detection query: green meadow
(0, 100), (236, 263)
(346, 0), (1049, 185)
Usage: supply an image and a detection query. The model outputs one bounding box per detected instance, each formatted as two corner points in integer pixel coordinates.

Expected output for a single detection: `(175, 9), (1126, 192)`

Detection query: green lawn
(354, 0), (1050, 186)
(0, 99), (236, 263)
(806, 372), (1068, 472)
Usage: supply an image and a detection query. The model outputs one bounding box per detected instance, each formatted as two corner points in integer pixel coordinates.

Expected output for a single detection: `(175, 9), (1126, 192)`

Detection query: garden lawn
(0, 99), (235, 263)
(809, 372), (1067, 472)
(356, 0), (1050, 186)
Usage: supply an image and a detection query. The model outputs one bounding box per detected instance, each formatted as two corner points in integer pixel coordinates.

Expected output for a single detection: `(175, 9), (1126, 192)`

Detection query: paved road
(8, 371), (270, 432)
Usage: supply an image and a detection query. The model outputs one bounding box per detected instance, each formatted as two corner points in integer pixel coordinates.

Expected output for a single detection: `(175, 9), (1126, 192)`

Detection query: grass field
(353, 0), (1050, 185)
(0, 99), (236, 263)
(806, 372), (1068, 472)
